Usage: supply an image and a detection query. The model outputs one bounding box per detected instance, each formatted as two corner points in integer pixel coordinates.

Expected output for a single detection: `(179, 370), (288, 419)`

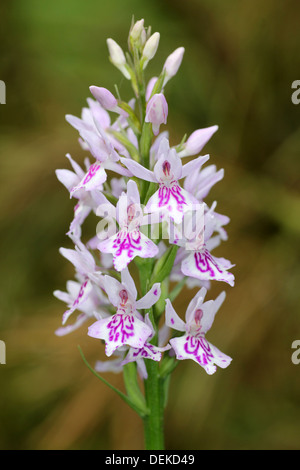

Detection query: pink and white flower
(165, 288), (232, 374)
(178, 203), (234, 286)
(56, 241), (105, 326)
(180, 203), (235, 286)
(97, 180), (159, 271)
(88, 268), (161, 356)
(121, 138), (209, 224)
(56, 153), (107, 240)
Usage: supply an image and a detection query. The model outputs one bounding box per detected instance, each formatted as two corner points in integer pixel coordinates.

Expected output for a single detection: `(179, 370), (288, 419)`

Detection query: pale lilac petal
(165, 299), (186, 332)
(103, 275), (121, 307)
(59, 246), (95, 275)
(150, 131), (169, 166)
(194, 167), (224, 200)
(136, 359), (148, 380)
(199, 292), (226, 334)
(146, 76), (158, 101)
(86, 97), (111, 129)
(105, 160), (133, 177)
(136, 283), (161, 310)
(181, 154), (210, 179)
(53, 289), (72, 304)
(121, 268), (137, 301)
(56, 169), (79, 193)
(70, 162), (107, 196)
(68, 202), (91, 239)
(185, 287), (207, 323)
(65, 114), (92, 133)
(126, 179), (140, 205)
(62, 279), (93, 324)
(66, 155), (85, 178)
(55, 313), (88, 336)
(79, 129), (110, 162)
(94, 357), (124, 374)
(110, 177), (127, 198)
(120, 157), (156, 182)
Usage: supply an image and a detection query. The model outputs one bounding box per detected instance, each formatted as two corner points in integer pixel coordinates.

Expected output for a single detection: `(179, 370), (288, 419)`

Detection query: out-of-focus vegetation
(0, 0), (300, 450)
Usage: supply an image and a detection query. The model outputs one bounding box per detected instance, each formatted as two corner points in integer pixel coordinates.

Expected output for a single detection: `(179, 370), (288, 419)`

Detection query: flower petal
(120, 157), (156, 182)
(62, 279), (93, 324)
(70, 162), (107, 195)
(103, 275), (122, 307)
(55, 313), (88, 336)
(165, 299), (186, 332)
(88, 313), (152, 356)
(121, 267), (137, 301)
(181, 250), (235, 286)
(145, 184), (198, 224)
(181, 154), (210, 179)
(136, 283), (161, 310)
(170, 335), (231, 374)
(99, 230), (158, 272)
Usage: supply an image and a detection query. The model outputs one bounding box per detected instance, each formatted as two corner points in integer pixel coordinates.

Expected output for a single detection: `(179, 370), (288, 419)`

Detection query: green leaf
(78, 346), (149, 417)
(151, 245), (179, 286)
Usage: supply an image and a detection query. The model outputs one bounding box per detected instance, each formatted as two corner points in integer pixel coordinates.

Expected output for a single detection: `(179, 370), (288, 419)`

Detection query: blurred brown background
(0, 0), (300, 450)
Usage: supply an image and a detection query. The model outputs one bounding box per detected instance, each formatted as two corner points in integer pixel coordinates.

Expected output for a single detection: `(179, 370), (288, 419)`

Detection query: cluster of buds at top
(54, 18), (235, 400)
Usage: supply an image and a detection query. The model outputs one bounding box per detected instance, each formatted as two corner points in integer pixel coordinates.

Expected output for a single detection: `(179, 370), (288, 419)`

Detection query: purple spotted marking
(158, 182), (187, 211)
(107, 313), (135, 344)
(113, 230), (142, 259)
(82, 163), (101, 184)
(184, 335), (214, 366)
(194, 249), (223, 277)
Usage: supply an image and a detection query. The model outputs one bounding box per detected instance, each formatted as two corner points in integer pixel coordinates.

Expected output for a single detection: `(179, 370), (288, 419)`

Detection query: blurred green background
(1, 0), (300, 450)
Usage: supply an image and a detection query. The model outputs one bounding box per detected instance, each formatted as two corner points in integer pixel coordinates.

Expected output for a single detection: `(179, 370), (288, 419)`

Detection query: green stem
(143, 359), (165, 450)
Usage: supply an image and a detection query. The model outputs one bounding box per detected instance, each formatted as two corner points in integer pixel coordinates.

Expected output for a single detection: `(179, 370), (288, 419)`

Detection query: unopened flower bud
(142, 32), (160, 69)
(163, 47), (185, 86)
(145, 93), (168, 136)
(106, 38), (131, 80)
(89, 86), (127, 117)
(177, 125), (219, 157)
(130, 19), (145, 42)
